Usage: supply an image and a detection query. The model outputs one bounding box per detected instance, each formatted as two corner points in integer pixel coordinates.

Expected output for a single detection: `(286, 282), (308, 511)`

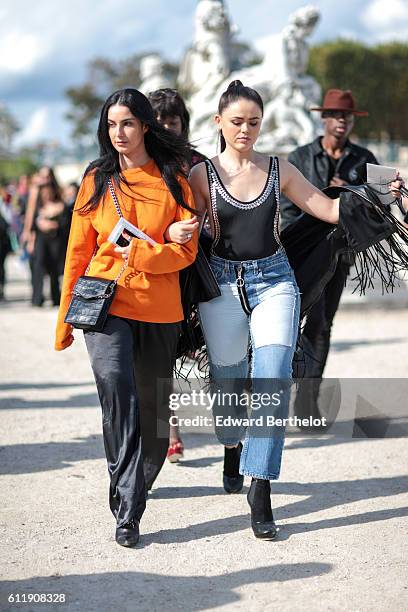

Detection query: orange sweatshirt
(55, 160), (198, 351)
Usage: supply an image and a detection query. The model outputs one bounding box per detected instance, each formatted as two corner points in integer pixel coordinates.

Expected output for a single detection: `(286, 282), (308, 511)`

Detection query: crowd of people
(2, 82), (407, 549)
(0, 170), (79, 304)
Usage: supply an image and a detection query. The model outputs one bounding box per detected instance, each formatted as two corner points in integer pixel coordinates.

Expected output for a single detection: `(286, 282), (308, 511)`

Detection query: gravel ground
(0, 256), (407, 612)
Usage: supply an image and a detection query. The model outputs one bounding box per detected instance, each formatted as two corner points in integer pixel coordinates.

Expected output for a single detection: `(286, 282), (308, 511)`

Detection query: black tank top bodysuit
(205, 157), (282, 261)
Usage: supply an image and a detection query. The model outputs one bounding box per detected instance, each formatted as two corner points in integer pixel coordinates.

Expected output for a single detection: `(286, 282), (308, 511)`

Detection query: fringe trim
(351, 208), (408, 295)
(173, 304), (209, 380)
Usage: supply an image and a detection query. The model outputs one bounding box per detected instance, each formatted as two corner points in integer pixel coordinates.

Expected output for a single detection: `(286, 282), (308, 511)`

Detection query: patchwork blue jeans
(199, 248), (300, 480)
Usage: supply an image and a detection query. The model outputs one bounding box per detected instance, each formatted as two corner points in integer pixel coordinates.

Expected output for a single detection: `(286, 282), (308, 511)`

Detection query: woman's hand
(42, 201), (65, 217)
(26, 232), (36, 255)
(114, 230), (134, 263)
(390, 173), (405, 200)
(20, 229), (32, 245)
(114, 242), (131, 264)
(36, 218), (59, 233)
(164, 216), (199, 244)
(329, 176), (347, 188)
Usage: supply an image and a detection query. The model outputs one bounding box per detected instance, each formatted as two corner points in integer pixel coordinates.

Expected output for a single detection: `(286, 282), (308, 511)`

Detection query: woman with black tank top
(167, 80), (340, 540)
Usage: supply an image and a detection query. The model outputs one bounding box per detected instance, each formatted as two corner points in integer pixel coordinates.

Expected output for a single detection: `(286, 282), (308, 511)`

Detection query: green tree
(65, 83), (104, 142)
(0, 104), (20, 152)
(375, 42), (408, 140)
(308, 40), (408, 140)
(0, 157), (37, 183)
(65, 53), (148, 143)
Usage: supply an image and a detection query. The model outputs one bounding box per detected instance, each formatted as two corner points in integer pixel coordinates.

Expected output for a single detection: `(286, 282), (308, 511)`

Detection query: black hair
(148, 88), (190, 139)
(39, 167), (62, 200)
(80, 88), (195, 214)
(217, 80), (264, 152)
(38, 182), (59, 202)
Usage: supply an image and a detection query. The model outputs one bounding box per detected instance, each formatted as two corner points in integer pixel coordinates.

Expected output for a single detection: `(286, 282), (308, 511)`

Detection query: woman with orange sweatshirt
(55, 88), (198, 548)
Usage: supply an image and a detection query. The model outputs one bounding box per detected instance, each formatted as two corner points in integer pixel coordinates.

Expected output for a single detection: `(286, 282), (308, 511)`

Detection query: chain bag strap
(108, 178), (123, 218)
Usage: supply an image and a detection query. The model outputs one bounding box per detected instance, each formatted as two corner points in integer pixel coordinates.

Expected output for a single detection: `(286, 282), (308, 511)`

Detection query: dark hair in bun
(217, 80), (264, 152)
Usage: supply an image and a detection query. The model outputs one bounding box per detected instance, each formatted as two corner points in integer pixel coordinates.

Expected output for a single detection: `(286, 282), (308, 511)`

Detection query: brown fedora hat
(310, 89), (368, 116)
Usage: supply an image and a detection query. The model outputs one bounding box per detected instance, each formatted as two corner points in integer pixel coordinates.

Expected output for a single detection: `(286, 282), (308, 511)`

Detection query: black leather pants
(302, 260), (348, 376)
(294, 259), (348, 417)
(84, 315), (180, 527)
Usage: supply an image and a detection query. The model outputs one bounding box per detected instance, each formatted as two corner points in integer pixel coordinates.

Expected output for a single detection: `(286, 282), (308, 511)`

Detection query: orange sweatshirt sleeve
(55, 176), (98, 350)
(127, 179), (198, 274)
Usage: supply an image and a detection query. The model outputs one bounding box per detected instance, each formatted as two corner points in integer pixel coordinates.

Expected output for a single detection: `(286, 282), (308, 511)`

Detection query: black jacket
(280, 137), (378, 231)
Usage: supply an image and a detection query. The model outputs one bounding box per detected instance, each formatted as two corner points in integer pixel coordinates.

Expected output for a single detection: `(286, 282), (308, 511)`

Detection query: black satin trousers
(84, 315), (180, 527)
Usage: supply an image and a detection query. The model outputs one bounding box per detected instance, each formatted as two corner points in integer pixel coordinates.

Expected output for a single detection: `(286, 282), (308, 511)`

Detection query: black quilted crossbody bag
(64, 180), (127, 331)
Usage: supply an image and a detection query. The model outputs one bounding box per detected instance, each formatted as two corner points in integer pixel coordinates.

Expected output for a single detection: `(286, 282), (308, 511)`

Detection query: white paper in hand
(108, 218), (157, 247)
(366, 163), (396, 206)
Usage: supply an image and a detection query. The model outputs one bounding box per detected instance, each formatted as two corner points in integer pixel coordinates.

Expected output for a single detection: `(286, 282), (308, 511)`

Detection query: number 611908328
(8, 593), (66, 604)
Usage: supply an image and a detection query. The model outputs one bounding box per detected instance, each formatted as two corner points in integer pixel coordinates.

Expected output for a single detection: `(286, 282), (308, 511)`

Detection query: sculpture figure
(178, 0), (231, 96)
(186, 4), (322, 155)
(138, 54), (175, 96)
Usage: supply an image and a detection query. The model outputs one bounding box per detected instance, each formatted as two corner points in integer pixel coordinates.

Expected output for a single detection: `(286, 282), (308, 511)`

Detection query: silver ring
(186, 233), (192, 240)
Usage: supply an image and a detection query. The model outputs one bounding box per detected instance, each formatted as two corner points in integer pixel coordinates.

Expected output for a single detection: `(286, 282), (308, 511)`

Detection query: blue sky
(1, 0), (407, 148)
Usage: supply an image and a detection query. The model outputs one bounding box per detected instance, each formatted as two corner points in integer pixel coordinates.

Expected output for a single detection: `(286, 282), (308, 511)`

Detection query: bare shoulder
(277, 157), (297, 191)
(189, 160), (207, 178)
(188, 161), (208, 190)
(256, 153), (271, 171)
(188, 161), (211, 212)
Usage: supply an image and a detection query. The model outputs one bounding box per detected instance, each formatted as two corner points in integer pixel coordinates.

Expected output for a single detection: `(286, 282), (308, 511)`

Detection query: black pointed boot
(247, 478), (277, 540)
(223, 442), (244, 493)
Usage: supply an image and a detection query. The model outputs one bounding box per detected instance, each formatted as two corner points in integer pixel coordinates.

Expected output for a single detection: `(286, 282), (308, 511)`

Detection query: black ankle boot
(247, 478), (277, 540)
(223, 442), (244, 493)
(115, 518), (140, 548)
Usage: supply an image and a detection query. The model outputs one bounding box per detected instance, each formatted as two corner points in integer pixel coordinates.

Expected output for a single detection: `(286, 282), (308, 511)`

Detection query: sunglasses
(322, 111), (354, 120)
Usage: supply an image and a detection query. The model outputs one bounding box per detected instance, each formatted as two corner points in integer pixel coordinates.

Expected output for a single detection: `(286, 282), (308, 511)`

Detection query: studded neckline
(205, 156), (282, 256)
(206, 157), (274, 209)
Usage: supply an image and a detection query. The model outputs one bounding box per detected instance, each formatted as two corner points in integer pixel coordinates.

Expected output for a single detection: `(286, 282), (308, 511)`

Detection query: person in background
(21, 167), (62, 297)
(16, 174), (30, 220)
(63, 182), (79, 215)
(21, 167), (61, 250)
(59, 181), (80, 263)
(0, 187), (13, 300)
(148, 88), (202, 463)
(279, 89), (378, 422)
(148, 87), (206, 169)
(31, 182), (69, 307)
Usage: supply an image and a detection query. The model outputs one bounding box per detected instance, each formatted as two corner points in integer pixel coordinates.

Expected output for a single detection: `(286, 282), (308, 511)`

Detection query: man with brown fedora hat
(309, 88), (369, 116)
(281, 89), (376, 222)
(280, 88), (378, 425)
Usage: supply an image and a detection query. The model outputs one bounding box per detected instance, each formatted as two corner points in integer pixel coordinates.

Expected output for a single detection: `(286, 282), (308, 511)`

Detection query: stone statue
(187, 4), (322, 155)
(178, 1), (233, 150)
(178, 0), (231, 96)
(138, 54), (175, 96)
(280, 5), (321, 81)
(257, 5), (322, 152)
(260, 82), (318, 150)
